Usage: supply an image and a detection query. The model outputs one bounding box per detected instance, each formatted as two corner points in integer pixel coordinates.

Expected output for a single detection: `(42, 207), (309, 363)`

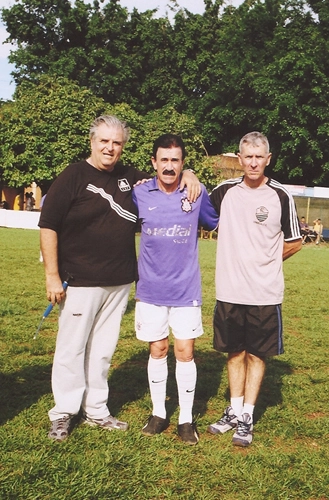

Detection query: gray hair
(89, 115), (130, 145)
(239, 131), (270, 154)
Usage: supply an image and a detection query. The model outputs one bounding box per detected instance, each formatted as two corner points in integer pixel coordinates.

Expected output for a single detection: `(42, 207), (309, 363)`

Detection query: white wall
(0, 210), (40, 230)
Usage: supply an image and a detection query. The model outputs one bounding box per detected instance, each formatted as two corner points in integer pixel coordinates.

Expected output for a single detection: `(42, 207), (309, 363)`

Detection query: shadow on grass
(108, 351), (292, 423)
(0, 364), (52, 424)
(0, 349), (292, 427)
(0, 348), (224, 426)
(255, 357), (293, 423)
(107, 349), (226, 420)
(107, 348), (293, 425)
(125, 297), (136, 315)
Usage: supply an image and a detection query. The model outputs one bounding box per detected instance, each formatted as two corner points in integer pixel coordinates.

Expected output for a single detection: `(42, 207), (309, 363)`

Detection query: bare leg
(244, 352), (266, 405)
(227, 351), (247, 398)
(227, 351), (265, 404)
(231, 352), (265, 447)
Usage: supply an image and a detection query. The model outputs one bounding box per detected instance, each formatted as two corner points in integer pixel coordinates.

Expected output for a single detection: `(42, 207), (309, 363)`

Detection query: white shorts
(135, 301), (203, 342)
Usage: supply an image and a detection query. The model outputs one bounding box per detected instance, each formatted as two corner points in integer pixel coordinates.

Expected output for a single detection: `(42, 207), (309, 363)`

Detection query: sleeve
(133, 168), (152, 183)
(131, 187), (139, 211)
(38, 166), (76, 232)
(210, 183), (226, 215)
(281, 191), (302, 241)
(198, 186), (219, 231)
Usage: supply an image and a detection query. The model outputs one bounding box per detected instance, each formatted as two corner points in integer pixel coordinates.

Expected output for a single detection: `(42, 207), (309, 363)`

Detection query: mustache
(162, 169), (175, 176)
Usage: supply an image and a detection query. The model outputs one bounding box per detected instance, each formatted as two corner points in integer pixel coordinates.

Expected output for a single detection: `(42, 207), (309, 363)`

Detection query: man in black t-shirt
(39, 115), (200, 441)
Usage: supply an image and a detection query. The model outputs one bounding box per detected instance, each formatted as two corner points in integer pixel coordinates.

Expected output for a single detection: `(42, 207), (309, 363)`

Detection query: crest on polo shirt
(118, 178), (131, 191)
(256, 206), (269, 222)
(181, 198), (192, 213)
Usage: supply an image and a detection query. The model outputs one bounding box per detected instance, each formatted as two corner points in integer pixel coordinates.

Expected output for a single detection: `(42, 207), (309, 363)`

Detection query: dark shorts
(213, 301), (284, 357)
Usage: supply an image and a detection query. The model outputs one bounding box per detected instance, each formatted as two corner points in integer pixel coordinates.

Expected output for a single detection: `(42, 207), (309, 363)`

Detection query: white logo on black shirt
(118, 178), (131, 192)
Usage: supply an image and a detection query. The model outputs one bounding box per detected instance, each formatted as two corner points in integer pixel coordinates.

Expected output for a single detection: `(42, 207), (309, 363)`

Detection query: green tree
(0, 77), (215, 189)
(252, 0), (329, 185)
(190, 0), (329, 185)
(1, 0), (178, 112)
(0, 75), (104, 189)
(103, 103), (217, 189)
(191, 0), (282, 153)
(3, 0), (329, 185)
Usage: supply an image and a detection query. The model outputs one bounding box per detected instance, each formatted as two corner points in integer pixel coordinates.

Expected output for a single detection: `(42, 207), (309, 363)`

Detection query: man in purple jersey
(132, 134), (218, 445)
(208, 131), (302, 447)
(39, 116), (201, 442)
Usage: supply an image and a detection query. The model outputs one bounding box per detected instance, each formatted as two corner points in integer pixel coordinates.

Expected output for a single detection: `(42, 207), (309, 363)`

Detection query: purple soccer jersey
(132, 177), (218, 307)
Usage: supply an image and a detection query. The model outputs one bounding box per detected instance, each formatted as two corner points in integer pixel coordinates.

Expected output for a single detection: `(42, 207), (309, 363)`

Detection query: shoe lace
(236, 419), (251, 436)
(53, 416), (70, 430)
(218, 407), (234, 425)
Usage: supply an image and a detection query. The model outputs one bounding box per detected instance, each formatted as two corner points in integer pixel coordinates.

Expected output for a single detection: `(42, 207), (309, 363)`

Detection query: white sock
(231, 396), (244, 419)
(176, 359), (197, 425)
(148, 355), (168, 419)
(242, 403), (255, 421)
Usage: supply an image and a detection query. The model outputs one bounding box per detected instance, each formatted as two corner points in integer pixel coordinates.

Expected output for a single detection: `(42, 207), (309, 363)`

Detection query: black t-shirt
(39, 160), (149, 286)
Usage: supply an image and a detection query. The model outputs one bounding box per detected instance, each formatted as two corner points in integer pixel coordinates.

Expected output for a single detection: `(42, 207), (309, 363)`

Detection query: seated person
(313, 218), (323, 245)
(300, 217), (310, 243)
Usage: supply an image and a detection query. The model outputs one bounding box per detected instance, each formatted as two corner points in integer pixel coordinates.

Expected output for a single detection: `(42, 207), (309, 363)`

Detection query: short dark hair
(152, 134), (186, 160)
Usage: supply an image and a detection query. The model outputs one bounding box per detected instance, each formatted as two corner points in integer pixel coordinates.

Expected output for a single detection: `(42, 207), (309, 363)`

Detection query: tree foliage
(0, 76), (104, 189)
(2, 0), (329, 185)
(0, 76), (213, 189)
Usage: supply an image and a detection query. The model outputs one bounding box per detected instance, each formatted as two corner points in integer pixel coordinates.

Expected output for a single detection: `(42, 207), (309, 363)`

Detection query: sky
(0, 0), (241, 101)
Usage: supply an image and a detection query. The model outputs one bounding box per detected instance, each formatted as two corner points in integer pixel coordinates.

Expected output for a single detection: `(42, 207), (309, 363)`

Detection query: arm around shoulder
(199, 187), (219, 231)
(180, 170), (201, 203)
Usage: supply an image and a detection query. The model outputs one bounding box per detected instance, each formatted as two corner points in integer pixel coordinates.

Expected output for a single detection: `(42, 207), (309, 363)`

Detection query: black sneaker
(177, 422), (199, 445)
(232, 413), (253, 447)
(142, 415), (169, 436)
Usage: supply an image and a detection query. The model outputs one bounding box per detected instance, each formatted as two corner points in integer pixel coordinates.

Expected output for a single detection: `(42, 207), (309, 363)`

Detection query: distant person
(300, 216), (309, 234)
(133, 133), (218, 445)
(300, 216), (310, 244)
(25, 192), (35, 211)
(313, 218), (323, 245)
(0, 200), (9, 209)
(38, 115), (200, 442)
(208, 131), (302, 447)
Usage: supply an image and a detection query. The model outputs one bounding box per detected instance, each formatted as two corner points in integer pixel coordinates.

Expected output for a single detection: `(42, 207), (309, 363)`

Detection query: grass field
(1, 227), (329, 500)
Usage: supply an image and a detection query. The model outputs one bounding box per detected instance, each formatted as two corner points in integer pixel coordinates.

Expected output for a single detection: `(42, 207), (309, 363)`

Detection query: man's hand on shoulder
(133, 178), (152, 187)
(180, 170), (201, 202)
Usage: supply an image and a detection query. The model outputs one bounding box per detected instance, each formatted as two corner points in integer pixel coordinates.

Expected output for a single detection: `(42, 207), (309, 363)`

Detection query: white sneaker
(232, 413), (253, 447)
(82, 414), (129, 431)
(207, 406), (238, 434)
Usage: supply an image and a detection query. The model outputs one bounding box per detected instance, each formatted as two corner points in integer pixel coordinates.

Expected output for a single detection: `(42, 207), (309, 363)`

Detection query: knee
(246, 352), (265, 366)
(174, 339), (195, 362)
(228, 350), (246, 365)
(150, 340), (168, 359)
(176, 352), (194, 363)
